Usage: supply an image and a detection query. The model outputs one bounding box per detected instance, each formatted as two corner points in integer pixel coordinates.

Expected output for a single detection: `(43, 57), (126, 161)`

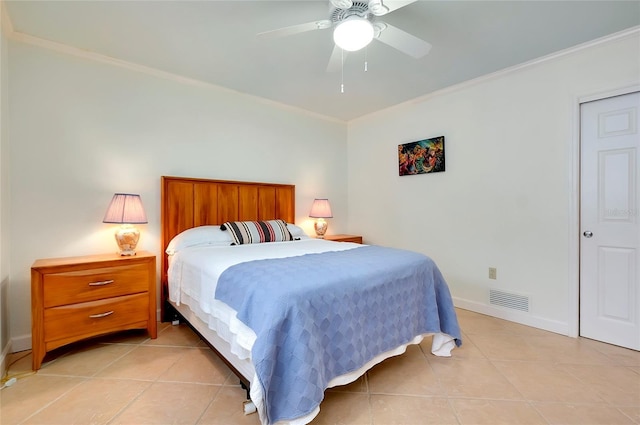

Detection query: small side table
(31, 251), (157, 370)
(323, 234), (363, 244)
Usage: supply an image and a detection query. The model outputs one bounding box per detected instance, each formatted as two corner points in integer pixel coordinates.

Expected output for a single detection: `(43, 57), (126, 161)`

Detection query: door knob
(583, 231), (593, 238)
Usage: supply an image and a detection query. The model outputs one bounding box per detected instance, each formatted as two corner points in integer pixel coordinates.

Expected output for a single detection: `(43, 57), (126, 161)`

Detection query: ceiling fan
(257, 0), (432, 72)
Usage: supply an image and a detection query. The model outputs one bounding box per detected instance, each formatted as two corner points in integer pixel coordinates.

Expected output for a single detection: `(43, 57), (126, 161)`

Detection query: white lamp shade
(333, 17), (374, 52)
(309, 198), (333, 218)
(103, 193), (148, 224)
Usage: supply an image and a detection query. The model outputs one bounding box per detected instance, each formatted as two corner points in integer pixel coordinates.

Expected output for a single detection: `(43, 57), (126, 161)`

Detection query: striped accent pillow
(220, 219), (293, 245)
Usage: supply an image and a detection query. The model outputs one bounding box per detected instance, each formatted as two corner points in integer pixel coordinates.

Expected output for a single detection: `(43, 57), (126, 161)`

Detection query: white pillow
(166, 225), (233, 255)
(287, 223), (310, 239)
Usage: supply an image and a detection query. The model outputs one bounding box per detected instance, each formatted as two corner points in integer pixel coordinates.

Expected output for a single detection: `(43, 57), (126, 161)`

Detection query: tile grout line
(457, 320), (552, 424)
(419, 341), (462, 424)
(193, 384), (224, 425)
(363, 372), (374, 425)
(101, 326), (201, 424)
(11, 336), (144, 425)
(485, 349), (550, 425)
(105, 380), (154, 425)
(105, 329), (195, 425)
(16, 376), (89, 425)
(5, 315), (637, 425)
(615, 406), (640, 424)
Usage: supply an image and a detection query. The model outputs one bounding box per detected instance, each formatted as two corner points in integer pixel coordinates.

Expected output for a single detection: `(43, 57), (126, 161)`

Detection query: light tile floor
(1, 308), (638, 424)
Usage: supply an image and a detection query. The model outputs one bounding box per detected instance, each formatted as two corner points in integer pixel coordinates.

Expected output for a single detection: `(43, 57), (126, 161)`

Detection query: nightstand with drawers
(324, 234), (363, 244)
(31, 251), (157, 370)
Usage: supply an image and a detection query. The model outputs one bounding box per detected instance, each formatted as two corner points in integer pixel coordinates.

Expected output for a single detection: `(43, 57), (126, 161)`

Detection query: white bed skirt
(169, 299), (456, 425)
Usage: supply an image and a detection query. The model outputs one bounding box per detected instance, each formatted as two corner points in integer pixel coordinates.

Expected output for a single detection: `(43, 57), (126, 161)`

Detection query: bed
(160, 176), (461, 425)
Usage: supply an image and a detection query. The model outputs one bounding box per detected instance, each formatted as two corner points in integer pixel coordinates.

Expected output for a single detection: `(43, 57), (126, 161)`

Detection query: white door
(580, 92), (640, 350)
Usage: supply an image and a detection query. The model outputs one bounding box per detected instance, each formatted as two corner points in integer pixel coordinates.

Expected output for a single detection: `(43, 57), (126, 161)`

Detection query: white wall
(5, 20), (639, 352)
(1, 1), (10, 366)
(7, 40), (348, 350)
(347, 32), (640, 334)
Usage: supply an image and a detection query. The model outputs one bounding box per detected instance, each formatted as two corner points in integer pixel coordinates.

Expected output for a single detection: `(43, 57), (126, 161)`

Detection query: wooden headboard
(160, 176), (295, 320)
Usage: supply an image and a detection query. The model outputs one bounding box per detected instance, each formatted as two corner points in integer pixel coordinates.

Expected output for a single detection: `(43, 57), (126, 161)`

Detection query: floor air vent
(489, 289), (529, 312)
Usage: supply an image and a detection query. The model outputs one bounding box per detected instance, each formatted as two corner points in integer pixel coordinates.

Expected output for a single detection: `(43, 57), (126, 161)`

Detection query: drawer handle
(89, 311), (114, 319)
(88, 279), (114, 287)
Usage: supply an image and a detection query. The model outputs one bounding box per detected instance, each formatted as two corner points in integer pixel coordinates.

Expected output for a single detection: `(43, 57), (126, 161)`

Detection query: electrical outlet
(489, 267), (497, 279)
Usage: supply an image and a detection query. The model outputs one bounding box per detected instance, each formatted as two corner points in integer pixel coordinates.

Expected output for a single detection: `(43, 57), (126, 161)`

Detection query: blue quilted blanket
(215, 245), (461, 424)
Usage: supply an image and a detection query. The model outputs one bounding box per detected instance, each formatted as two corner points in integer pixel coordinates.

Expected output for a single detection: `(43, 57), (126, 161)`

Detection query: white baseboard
(453, 297), (570, 337)
(10, 334), (31, 353)
(6, 302), (570, 365)
(1, 340), (11, 378)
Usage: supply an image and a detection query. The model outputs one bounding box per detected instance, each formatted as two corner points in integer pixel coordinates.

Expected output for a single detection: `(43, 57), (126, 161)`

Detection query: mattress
(168, 239), (360, 359)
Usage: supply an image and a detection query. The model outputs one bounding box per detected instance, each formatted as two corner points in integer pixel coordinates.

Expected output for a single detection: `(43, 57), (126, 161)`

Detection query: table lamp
(103, 193), (148, 256)
(309, 198), (333, 238)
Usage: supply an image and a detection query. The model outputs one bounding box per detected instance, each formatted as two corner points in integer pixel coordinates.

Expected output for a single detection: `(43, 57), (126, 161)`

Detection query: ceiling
(5, 0), (640, 121)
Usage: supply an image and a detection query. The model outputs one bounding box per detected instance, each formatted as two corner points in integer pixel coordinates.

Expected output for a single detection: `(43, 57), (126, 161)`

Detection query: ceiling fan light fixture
(333, 17), (374, 52)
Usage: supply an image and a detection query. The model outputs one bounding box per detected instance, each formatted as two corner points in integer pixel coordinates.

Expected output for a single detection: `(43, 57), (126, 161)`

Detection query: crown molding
(8, 30), (344, 124)
(352, 25), (640, 122)
(406, 26), (640, 108)
(3, 0), (636, 125)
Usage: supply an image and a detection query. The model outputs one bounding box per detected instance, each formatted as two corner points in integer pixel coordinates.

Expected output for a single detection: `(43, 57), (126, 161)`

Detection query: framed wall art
(398, 136), (445, 176)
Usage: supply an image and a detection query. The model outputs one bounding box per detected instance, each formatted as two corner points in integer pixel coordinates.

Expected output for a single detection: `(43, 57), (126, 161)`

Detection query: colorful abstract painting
(398, 136), (445, 176)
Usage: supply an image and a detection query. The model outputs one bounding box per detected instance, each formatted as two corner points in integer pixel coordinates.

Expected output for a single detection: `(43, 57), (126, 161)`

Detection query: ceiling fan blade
(383, 0), (418, 13)
(375, 23), (432, 58)
(257, 20), (332, 39)
(326, 45), (349, 73)
(330, 0), (353, 9)
(369, 0), (417, 16)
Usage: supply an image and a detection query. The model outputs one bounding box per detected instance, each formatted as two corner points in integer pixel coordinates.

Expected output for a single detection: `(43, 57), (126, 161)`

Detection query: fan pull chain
(340, 48), (345, 94)
(364, 47), (368, 72)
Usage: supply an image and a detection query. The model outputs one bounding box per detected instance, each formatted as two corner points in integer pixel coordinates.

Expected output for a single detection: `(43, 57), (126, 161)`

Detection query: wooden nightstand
(324, 234), (363, 244)
(31, 251), (157, 370)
